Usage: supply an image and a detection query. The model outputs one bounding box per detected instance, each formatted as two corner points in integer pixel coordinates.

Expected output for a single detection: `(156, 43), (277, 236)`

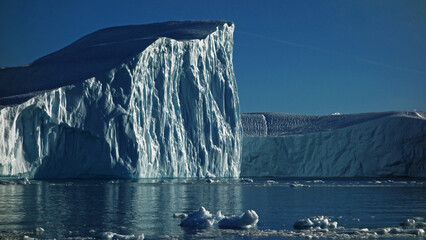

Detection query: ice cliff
(0, 21), (242, 178)
(241, 112), (426, 177)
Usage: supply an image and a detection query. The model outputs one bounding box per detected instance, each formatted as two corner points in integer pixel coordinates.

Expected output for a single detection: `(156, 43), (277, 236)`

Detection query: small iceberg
(218, 210), (259, 229)
(179, 207), (259, 230)
(180, 207), (216, 229)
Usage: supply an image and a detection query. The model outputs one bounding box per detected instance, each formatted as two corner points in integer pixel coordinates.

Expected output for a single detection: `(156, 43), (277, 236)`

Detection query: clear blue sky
(1, 0), (425, 114)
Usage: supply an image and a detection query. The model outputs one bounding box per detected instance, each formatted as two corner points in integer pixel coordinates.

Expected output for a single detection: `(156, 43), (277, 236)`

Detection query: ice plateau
(0, 21), (242, 178)
(241, 112), (426, 177)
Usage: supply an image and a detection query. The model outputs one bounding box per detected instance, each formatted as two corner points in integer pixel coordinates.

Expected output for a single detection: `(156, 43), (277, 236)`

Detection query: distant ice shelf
(0, 21), (242, 179)
(241, 111), (426, 178)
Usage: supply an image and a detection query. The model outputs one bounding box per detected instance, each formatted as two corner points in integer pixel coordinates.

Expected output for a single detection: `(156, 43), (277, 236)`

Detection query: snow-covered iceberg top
(0, 21), (242, 179)
(0, 21), (233, 106)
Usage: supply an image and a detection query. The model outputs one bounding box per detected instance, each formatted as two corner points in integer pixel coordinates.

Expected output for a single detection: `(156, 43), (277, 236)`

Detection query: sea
(0, 178), (425, 240)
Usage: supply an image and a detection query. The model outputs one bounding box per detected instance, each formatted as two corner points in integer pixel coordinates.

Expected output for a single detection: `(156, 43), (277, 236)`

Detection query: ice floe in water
(293, 216), (338, 230)
(0, 178), (30, 185)
(218, 210), (259, 229)
(240, 178), (254, 183)
(179, 207), (259, 229)
(180, 207), (216, 228)
(172, 212), (188, 219)
(101, 231), (144, 240)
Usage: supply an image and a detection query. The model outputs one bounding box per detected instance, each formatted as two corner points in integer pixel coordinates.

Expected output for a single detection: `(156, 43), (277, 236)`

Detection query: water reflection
(0, 180), (243, 238)
(0, 179), (425, 239)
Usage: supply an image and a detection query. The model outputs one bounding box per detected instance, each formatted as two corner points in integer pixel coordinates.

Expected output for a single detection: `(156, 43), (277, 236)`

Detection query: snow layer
(0, 21), (242, 178)
(241, 111), (426, 177)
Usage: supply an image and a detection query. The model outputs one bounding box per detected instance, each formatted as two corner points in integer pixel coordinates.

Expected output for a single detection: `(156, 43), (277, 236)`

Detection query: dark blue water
(0, 179), (425, 239)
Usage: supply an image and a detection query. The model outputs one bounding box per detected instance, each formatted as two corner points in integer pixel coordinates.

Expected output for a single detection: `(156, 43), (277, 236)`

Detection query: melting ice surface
(0, 178), (425, 239)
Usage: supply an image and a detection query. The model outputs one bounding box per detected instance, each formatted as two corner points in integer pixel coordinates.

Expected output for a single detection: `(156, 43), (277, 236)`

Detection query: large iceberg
(0, 21), (242, 178)
(241, 112), (426, 177)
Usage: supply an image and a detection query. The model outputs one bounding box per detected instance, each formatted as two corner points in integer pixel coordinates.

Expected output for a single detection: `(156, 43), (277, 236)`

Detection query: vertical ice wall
(0, 22), (242, 178)
(241, 112), (426, 177)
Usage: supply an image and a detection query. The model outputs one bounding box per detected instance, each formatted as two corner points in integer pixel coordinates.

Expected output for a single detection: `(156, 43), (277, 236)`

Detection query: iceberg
(241, 111), (426, 177)
(0, 21), (242, 178)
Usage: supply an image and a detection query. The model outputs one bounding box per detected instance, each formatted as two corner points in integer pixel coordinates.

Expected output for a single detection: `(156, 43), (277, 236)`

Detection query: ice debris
(0, 178), (30, 185)
(173, 213), (188, 219)
(290, 182), (310, 188)
(240, 178), (254, 183)
(290, 217), (426, 238)
(179, 207), (259, 230)
(293, 216), (337, 230)
(100, 232), (144, 240)
(180, 207), (216, 228)
(205, 179), (219, 183)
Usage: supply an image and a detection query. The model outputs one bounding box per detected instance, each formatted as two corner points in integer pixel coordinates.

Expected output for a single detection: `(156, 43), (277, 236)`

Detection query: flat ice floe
(179, 207), (259, 229)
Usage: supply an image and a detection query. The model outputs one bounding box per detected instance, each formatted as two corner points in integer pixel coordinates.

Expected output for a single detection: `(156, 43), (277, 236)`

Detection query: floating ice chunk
(240, 178), (253, 183)
(293, 218), (314, 229)
(173, 213), (188, 219)
(290, 183), (310, 188)
(205, 179), (219, 183)
(180, 207), (259, 230)
(415, 222), (426, 228)
(266, 180), (278, 184)
(100, 232), (144, 240)
(400, 219), (416, 228)
(218, 210), (259, 229)
(403, 229), (425, 236)
(389, 227), (403, 234)
(23, 236), (36, 240)
(293, 216), (337, 230)
(19, 178), (31, 184)
(375, 228), (390, 235)
(0, 178), (31, 185)
(329, 221), (338, 229)
(180, 207), (216, 229)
